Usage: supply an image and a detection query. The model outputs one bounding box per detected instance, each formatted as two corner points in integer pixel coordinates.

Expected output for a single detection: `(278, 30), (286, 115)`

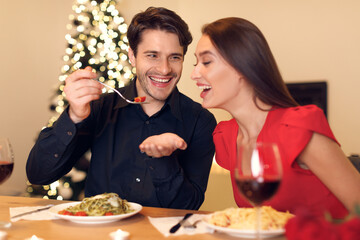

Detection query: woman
(191, 17), (360, 218)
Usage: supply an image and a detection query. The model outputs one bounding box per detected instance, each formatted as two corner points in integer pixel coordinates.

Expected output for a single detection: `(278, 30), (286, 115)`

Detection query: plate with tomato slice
(49, 202), (142, 224)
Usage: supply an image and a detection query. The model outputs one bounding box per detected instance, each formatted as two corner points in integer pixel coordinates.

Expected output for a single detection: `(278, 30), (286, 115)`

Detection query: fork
(97, 81), (147, 104)
(183, 219), (202, 229)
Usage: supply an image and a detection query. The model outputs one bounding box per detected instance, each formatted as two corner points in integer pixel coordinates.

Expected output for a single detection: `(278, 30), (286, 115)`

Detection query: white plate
(49, 202), (142, 224)
(203, 217), (284, 239)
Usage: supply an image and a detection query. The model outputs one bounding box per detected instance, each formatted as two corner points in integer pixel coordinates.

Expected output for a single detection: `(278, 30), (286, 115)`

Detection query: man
(26, 7), (216, 210)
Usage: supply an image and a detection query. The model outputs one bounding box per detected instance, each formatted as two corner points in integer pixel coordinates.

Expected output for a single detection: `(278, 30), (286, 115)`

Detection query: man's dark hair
(127, 7), (192, 56)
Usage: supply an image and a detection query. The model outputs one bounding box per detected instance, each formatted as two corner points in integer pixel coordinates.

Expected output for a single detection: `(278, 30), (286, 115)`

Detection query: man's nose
(156, 59), (171, 75)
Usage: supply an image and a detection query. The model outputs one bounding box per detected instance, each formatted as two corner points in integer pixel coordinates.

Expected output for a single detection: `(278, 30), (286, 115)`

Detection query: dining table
(0, 195), (286, 240)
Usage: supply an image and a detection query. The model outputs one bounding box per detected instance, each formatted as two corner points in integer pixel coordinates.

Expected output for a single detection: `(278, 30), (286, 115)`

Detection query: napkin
(9, 205), (57, 222)
(148, 214), (214, 237)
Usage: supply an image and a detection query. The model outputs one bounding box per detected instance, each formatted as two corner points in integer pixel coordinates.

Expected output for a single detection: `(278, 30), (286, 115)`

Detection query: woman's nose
(191, 66), (200, 80)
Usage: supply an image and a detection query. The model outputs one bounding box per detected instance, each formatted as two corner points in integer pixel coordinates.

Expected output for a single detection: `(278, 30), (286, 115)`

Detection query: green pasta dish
(58, 193), (134, 216)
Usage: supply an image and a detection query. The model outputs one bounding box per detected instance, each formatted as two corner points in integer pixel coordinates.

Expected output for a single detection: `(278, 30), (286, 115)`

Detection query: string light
(49, 0), (133, 121)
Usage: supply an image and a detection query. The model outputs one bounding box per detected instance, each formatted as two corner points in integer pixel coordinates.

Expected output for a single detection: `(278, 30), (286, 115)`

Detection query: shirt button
(145, 120), (150, 124)
(67, 131), (73, 136)
(135, 178), (141, 182)
(54, 153), (59, 158)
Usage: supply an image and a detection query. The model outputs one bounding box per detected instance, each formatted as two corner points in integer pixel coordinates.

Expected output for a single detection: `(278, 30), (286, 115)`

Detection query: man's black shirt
(26, 79), (217, 209)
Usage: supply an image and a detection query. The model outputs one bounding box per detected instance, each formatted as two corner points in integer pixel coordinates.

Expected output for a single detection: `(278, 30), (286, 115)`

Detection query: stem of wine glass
(256, 206), (262, 240)
(0, 221), (11, 228)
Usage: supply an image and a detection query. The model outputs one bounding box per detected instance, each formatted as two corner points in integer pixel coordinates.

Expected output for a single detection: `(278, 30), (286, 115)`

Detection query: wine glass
(0, 137), (14, 228)
(235, 142), (282, 239)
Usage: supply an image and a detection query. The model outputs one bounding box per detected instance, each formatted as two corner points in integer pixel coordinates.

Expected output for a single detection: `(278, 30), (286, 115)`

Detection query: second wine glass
(0, 137), (14, 228)
(235, 142), (282, 239)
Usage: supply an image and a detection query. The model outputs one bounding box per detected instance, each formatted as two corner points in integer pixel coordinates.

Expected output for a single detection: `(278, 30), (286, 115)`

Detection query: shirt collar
(114, 77), (183, 121)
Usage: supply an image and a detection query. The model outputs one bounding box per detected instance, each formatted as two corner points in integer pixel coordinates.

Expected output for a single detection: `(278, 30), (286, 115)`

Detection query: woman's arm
(298, 132), (360, 212)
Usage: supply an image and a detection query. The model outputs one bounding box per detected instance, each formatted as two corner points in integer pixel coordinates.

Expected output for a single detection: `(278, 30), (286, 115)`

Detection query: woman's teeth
(149, 76), (171, 83)
(199, 85), (212, 90)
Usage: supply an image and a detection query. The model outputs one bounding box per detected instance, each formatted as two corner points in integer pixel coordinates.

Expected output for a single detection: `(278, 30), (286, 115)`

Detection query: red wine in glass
(235, 177), (280, 206)
(0, 161), (14, 184)
(235, 142), (282, 239)
(0, 138), (14, 228)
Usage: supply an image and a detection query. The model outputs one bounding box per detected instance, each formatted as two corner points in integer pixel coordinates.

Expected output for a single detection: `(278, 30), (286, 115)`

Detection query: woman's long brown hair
(202, 17), (298, 109)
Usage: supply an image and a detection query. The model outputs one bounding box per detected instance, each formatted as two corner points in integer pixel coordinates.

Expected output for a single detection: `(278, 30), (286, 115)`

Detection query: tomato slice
(134, 96), (146, 102)
(105, 212), (114, 216)
(75, 211), (87, 216)
(58, 210), (73, 215)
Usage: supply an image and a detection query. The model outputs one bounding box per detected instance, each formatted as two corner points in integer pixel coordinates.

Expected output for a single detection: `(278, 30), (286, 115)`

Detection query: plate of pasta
(49, 193), (142, 224)
(204, 206), (294, 238)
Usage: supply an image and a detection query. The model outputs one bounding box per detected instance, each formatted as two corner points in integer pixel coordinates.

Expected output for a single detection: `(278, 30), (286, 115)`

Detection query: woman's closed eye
(193, 61), (211, 67)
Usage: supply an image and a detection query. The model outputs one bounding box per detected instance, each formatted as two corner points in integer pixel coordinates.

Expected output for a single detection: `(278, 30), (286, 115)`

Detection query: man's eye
(170, 56), (183, 61)
(147, 54), (157, 58)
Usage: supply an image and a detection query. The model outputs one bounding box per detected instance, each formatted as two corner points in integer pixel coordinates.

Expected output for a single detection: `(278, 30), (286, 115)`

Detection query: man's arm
(27, 67), (102, 184)
(26, 109), (92, 184)
(143, 109), (217, 210)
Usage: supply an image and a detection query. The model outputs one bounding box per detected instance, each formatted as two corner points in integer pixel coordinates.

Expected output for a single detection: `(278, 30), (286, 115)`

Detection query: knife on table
(169, 213), (193, 234)
(10, 204), (54, 219)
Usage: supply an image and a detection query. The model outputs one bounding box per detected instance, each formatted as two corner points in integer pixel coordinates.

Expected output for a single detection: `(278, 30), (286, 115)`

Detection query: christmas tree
(49, 0), (134, 126)
(26, 0), (133, 200)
